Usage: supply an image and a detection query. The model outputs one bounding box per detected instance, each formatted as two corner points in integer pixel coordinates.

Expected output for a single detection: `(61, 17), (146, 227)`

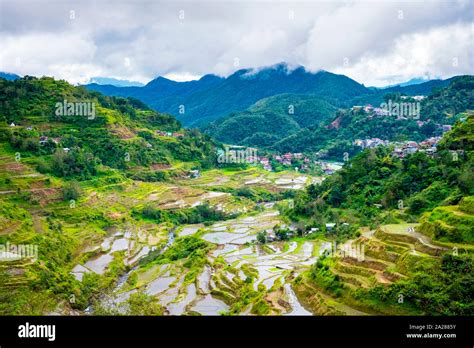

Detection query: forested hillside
(204, 94), (337, 147)
(86, 64), (372, 126)
(0, 76), (218, 179)
(288, 115), (474, 315)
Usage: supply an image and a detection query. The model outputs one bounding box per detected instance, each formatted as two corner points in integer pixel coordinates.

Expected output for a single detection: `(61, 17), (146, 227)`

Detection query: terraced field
(92, 207), (323, 315)
(293, 221), (472, 315)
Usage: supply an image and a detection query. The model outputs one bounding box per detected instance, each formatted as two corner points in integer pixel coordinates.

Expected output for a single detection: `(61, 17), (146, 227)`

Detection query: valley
(0, 72), (472, 317)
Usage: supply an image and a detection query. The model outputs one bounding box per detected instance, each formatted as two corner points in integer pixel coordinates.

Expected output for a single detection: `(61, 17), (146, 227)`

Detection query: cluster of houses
(352, 105), (390, 116)
(38, 136), (71, 152)
(257, 156), (272, 171)
(274, 152), (303, 164)
(353, 138), (389, 149)
(314, 161), (338, 175)
(155, 130), (184, 138)
(263, 224), (297, 242)
(392, 138), (441, 158)
(271, 153), (311, 170)
(354, 136), (443, 159)
(254, 151), (339, 175)
(261, 222), (349, 242)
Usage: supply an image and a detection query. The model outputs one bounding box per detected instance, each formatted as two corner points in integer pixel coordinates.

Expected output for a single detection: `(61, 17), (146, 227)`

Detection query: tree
(62, 180), (82, 201)
(256, 231), (267, 244)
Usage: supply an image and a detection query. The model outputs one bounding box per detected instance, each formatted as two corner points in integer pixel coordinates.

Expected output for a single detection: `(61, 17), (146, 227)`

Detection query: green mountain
(289, 114), (474, 315)
(270, 76), (474, 158)
(86, 63), (371, 127)
(0, 72), (20, 81)
(204, 93), (338, 147)
(0, 76), (218, 179)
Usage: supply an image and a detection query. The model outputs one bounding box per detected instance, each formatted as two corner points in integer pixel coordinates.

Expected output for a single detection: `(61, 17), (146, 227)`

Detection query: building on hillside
(324, 168), (335, 175)
(413, 95), (426, 101)
(39, 136), (49, 145)
(353, 138), (388, 149)
(373, 107), (390, 116)
(441, 125), (452, 133)
(392, 147), (404, 158)
(364, 104), (373, 112)
(266, 231), (276, 242)
(156, 130), (167, 136)
(189, 170), (200, 178)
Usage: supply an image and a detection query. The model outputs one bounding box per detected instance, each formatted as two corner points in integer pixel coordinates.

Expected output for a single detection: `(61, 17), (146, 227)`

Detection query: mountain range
(83, 63), (458, 127)
(0, 65), (464, 137)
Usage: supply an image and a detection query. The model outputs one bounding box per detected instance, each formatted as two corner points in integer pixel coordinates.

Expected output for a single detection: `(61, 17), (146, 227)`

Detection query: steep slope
(0, 76), (218, 175)
(204, 93), (338, 146)
(85, 63), (372, 126)
(288, 115), (473, 315)
(271, 76), (474, 157)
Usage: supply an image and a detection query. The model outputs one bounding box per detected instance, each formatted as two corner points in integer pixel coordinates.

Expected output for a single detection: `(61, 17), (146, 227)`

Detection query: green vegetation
(205, 93), (337, 147)
(206, 76), (473, 160)
(137, 203), (232, 225)
(0, 76), (218, 178)
(292, 112), (474, 315)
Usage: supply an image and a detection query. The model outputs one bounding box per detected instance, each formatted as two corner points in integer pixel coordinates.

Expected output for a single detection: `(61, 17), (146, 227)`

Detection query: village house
(189, 170), (200, 178)
(266, 230), (276, 242)
(392, 147), (404, 158)
(323, 168), (335, 175)
(404, 141), (419, 155)
(307, 227), (319, 235)
(441, 125), (452, 132)
(373, 107), (390, 116)
(354, 138), (388, 149)
(364, 104), (373, 113)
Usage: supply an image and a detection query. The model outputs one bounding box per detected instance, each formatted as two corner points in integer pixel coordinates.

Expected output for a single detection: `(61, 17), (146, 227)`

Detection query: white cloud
(333, 22), (474, 86)
(0, 0), (472, 85)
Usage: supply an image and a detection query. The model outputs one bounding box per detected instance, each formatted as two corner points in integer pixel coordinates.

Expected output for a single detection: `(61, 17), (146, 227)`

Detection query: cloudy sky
(0, 0), (472, 86)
